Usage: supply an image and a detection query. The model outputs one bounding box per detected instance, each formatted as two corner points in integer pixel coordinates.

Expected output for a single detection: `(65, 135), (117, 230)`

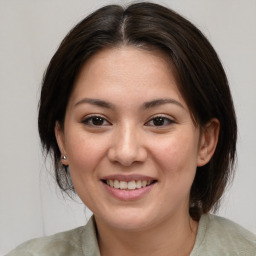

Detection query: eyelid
(81, 114), (112, 126)
(144, 114), (175, 127)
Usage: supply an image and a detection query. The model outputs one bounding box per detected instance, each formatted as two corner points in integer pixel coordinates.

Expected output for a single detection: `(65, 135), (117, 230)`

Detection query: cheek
(65, 131), (109, 176)
(151, 133), (199, 203)
(150, 132), (199, 174)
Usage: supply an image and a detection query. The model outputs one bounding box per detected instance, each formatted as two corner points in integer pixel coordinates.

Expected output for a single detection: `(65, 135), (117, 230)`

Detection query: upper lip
(101, 174), (157, 182)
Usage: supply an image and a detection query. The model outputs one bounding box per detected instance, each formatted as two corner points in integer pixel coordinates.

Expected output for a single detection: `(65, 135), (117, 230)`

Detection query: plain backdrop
(1, 0), (256, 254)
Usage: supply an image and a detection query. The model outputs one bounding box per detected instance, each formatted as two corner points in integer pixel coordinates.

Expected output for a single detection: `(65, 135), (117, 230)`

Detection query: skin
(55, 46), (219, 256)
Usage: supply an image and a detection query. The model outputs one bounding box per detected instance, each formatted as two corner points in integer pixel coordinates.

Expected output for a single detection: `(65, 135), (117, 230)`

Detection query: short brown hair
(38, 2), (237, 221)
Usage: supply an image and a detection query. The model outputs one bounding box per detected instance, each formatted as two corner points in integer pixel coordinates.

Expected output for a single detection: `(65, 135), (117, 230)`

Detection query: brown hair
(38, 2), (237, 221)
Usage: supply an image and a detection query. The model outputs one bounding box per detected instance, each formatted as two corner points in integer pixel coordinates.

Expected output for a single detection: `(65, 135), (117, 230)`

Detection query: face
(56, 46), (218, 232)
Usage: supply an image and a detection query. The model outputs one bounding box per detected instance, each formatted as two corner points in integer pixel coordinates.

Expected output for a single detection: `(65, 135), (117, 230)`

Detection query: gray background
(1, 0), (256, 254)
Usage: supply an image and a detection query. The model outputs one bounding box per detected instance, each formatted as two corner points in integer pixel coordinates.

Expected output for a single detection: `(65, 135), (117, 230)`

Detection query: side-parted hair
(38, 2), (237, 221)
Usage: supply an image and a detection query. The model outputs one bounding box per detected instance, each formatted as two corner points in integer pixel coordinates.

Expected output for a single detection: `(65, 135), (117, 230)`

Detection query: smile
(105, 180), (155, 190)
(101, 176), (157, 200)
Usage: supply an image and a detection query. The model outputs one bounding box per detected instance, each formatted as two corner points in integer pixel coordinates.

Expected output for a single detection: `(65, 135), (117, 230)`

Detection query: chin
(96, 208), (158, 232)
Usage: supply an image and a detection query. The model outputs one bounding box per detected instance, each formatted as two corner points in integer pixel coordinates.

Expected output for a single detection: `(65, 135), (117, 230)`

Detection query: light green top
(6, 214), (256, 256)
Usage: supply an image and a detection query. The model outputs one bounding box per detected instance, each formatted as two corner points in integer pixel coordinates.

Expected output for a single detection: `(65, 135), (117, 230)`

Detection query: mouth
(101, 175), (157, 200)
(101, 179), (157, 190)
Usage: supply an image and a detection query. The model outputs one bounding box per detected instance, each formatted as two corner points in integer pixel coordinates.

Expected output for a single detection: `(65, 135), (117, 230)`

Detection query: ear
(55, 122), (68, 166)
(197, 118), (220, 167)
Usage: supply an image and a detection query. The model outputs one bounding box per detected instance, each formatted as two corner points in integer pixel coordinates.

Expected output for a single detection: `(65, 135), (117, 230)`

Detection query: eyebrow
(142, 98), (185, 109)
(74, 98), (115, 109)
(74, 97), (184, 110)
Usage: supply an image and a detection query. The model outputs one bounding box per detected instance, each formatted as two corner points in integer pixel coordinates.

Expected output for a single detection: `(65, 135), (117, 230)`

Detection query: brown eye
(82, 116), (111, 126)
(145, 116), (174, 127)
(91, 116), (104, 125)
(152, 117), (165, 126)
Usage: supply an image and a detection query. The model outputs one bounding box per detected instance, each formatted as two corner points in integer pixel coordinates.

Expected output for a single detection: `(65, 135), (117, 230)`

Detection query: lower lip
(102, 182), (156, 201)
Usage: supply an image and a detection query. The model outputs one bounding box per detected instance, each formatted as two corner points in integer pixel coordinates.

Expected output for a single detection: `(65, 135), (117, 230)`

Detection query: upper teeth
(106, 180), (153, 190)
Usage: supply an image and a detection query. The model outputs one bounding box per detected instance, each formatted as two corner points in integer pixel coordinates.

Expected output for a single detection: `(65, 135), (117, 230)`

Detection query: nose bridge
(109, 122), (146, 166)
(119, 123), (137, 153)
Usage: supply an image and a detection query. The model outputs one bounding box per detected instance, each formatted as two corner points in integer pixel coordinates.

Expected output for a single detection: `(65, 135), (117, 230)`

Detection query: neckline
(190, 214), (209, 255)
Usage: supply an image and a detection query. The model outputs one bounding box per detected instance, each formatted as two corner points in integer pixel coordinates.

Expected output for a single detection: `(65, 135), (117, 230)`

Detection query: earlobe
(55, 122), (68, 165)
(197, 118), (220, 167)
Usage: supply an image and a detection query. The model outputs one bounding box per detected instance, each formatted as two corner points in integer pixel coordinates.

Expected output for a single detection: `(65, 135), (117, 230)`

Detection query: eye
(82, 115), (111, 127)
(145, 116), (174, 127)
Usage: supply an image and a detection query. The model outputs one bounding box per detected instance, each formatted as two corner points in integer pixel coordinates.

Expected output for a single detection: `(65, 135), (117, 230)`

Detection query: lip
(101, 174), (157, 201)
(101, 174), (156, 182)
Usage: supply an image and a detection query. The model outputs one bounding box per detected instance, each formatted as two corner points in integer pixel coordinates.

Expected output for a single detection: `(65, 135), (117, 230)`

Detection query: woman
(7, 2), (256, 255)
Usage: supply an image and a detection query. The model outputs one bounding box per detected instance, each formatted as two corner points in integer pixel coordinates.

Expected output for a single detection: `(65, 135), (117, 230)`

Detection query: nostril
(107, 148), (148, 167)
(107, 132), (148, 166)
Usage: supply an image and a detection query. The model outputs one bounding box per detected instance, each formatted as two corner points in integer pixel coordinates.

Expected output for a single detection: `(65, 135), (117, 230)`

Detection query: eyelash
(82, 115), (174, 127)
(82, 115), (111, 127)
(145, 115), (175, 127)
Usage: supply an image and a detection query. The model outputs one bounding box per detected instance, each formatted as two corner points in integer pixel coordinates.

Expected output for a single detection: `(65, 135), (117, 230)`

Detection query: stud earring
(61, 155), (67, 160)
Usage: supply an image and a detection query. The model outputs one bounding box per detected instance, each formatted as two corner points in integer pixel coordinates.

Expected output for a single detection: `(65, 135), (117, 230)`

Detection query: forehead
(69, 46), (186, 109)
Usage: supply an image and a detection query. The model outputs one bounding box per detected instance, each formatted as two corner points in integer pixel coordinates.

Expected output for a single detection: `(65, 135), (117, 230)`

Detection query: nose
(107, 124), (147, 167)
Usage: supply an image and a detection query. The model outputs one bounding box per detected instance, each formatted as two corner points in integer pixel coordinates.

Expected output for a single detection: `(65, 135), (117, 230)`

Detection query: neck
(96, 213), (198, 256)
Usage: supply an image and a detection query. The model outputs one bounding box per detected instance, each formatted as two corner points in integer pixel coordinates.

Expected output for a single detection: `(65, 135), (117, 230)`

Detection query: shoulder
(192, 214), (256, 255)
(6, 217), (100, 256)
(6, 227), (85, 256)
